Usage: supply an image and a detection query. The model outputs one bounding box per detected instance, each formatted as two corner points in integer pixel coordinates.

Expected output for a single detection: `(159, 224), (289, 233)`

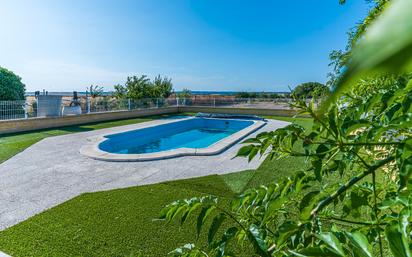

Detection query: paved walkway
(0, 251), (10, 257)
(0, 118), (288, 230)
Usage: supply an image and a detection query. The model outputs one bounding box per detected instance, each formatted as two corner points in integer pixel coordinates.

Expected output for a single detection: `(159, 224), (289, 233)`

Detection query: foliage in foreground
(161, 80), (412, 256)
(159, 1), (412, 256)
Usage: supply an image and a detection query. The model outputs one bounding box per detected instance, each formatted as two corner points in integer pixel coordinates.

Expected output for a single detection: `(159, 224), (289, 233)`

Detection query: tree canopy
(235, 92), (288, 99)
(177, 88), (192, 98)
(88, 85), (104, 98)
(291, 82), (329, 99)
(114, 75), (173, 100)
(0, 67), (26, 101)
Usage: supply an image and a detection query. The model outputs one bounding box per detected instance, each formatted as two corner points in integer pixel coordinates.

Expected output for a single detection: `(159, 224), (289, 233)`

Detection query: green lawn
(0, 114), (180, 164)
(0, 115), (312, 257)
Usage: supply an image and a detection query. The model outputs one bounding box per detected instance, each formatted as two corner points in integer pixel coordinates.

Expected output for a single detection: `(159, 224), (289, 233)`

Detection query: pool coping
(80, 117), (266, 162)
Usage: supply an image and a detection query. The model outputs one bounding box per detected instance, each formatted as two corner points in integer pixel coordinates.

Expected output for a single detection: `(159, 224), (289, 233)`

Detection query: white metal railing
(178, 97), (293, 109)
(0, 100), (30, 120)
(0, 97), (294, 121)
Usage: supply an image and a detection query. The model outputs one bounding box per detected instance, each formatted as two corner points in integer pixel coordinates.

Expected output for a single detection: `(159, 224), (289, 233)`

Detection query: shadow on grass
(164, 174), (235, 198)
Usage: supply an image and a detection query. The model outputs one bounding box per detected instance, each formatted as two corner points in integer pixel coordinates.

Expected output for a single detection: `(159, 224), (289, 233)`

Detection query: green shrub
(177, 88), (192, 98)
(291, 82), (329, 99)
(235, 92), (288, 99)
(160, 1), (412, 256)
(0, 67), (25, 101)
(114, 75), (173, 100)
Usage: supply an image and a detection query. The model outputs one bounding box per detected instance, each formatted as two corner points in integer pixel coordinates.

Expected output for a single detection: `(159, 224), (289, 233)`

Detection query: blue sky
(0, 0), (370, 92)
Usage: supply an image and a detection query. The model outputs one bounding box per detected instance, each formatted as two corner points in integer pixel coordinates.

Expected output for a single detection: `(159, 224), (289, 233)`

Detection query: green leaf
(262, 197), (286, 223)
(247, 224), (269, 257)
(316, 232), (346, 257)
(236, 145), (254, 157)
(300, 191), (320, 212)
(171, 204), (187, 221)
(216, 227), (238, 257)
(277, 221), (299, 246)
(208, 214), (226, 245)
(316, 144), (330, 158)
(328, 108), (339, 136)
(248, 146), (259, 162)
(397, 139), (412, 189)
(345, 231), (373, 257)
(343, 187), (371, 216)
(311, 158), (322, 181)
(242, 137), (261, 144)
(196, 206), (215, 238)
(322, 0), (412, 111)
(181, 202), (201, 225)
(343, 120), (371, 136)
(385, 221), (411, 257)
(165, 204), (180, 221)
(289, 247), (329, 257)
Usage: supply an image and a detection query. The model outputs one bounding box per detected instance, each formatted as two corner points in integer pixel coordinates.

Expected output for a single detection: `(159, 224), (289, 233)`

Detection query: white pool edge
(80, 117), (266, 162)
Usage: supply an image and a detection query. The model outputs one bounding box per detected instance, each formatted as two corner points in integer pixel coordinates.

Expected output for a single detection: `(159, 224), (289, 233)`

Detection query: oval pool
(80, 117), (266, 161)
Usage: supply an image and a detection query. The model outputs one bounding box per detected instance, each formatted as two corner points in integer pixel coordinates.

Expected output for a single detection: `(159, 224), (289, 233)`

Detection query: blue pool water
(161, 115), (191, 120)
(99, 118), (253, 154)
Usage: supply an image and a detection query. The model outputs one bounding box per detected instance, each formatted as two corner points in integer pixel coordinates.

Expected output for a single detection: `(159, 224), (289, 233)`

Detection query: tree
(235, 92), (258, 98)
(113, 75), (174, 99)
(88, 85), (104, 98)
(159, 1), (412, 256)
(113, 84), (127, 99)
(291, 82), (329, 99)
(177, 88), (192, 98)
(152, 75), (173, 98)
(0, 67), (26, 100)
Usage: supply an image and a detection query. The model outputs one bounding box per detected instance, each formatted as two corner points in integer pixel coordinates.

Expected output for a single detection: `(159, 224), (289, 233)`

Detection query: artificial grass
(0, 116), (312, 257)
(0, 175), (236, 257)
(0, 114), (181, 164)
(223, 116), (313, 192)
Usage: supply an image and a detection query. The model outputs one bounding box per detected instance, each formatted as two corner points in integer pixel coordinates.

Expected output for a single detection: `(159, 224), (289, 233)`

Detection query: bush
(0, 67), (26, 100)
(235, 92), (256, 98)
(177, 88), (192, 98)
(291, 82), (329, 99)
(235, 92), (286, 99)
(114, 75), (173, 100)
(88, 85), (104, 98)
(152, 75), (173, 98)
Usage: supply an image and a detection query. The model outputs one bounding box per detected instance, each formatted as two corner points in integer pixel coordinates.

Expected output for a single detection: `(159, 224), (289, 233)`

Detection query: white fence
(0, 97), (294, 121)
(0, 100), (29, 120)
(179, 97), (292, 109)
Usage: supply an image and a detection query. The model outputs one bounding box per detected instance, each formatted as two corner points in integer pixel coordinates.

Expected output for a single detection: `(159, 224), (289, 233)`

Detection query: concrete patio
(0, 118), (288, 230)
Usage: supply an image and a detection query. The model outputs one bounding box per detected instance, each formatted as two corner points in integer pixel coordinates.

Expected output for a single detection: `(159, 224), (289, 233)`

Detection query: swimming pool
(81, 117), (265, 161)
